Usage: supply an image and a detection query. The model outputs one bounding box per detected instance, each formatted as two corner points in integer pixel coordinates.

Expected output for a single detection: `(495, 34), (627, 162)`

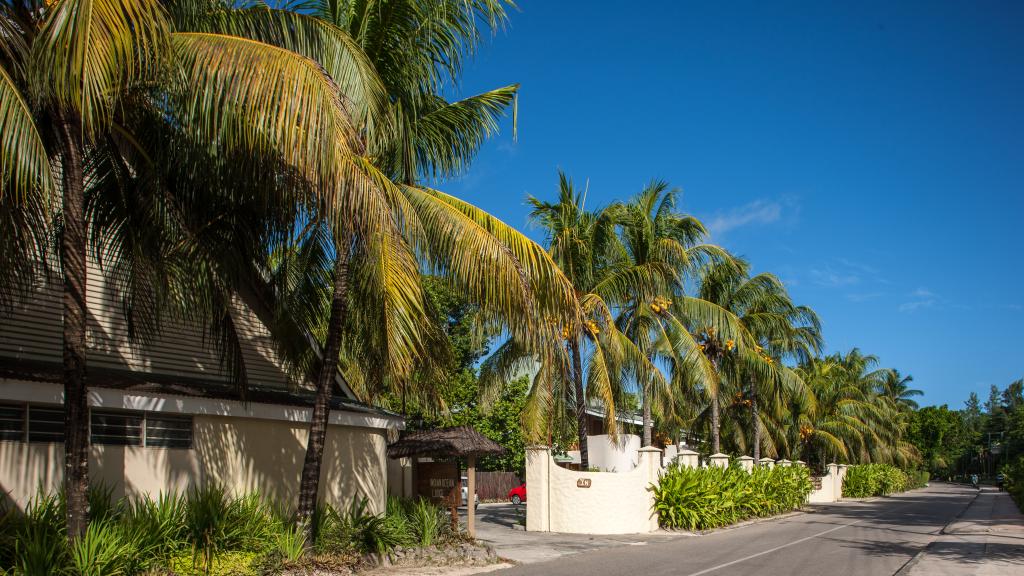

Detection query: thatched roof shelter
(387, 425), (505, 459)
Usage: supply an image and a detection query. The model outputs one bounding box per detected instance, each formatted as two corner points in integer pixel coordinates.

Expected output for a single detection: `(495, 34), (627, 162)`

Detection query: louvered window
(27, 406), (64, 443)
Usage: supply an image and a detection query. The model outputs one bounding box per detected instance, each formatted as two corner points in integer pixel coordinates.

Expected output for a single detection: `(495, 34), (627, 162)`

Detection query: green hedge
(0, 486), (457, 575)
(842, 464), (928, 498)
(652, 463), (813, 531)
(1002, 456), (1024, 508)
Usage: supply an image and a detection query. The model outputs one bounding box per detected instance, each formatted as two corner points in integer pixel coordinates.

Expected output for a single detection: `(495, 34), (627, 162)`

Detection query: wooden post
(449, 471), (459, 532)
(467, 455), (477, 538)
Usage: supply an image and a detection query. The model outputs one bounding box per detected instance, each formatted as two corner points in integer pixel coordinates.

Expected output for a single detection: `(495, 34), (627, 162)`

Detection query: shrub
(843, 464), (920, 497)
(165, 550), (261, 576)
(69, 519), (148, 576)
(125, 492), (187, 561)
(13, 492), (68, 575)
(404, 497), (450, 547)
(339, 497), (412, 556)
(1002, 456), (1024, 507)
(273, 524), (306, 563)
(0, 488), (460, 575)
(653, 463), (812, 530)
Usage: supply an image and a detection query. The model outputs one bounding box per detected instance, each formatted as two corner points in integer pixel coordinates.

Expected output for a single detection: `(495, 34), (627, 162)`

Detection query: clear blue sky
(443, 0), (1023, 409)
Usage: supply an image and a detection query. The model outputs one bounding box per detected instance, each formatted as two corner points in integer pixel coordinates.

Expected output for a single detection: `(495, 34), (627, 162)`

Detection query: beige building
(0, 262), (405, 513)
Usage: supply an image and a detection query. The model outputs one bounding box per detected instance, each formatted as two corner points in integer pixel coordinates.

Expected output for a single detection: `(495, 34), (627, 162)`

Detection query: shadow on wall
(193, 416), (387, 513)
(0, 417), (387, 514)
(0, 442), (63, 510)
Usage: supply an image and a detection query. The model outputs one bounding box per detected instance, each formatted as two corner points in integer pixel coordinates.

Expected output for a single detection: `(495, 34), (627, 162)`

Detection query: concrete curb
(939, 486), (983, 536)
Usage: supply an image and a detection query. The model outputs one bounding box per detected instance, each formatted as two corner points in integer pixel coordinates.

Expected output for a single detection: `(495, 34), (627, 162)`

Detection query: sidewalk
(905, 488), (1024, 576)
(944, 488), (1024, 537)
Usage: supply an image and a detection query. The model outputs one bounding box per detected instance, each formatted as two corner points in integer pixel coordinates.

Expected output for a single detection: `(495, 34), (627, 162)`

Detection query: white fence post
(777, 459), (792, 467)
(736, 455), (754, 472)
(638, 446), (663, 532)
(709, 453), (730, 468)
(677, 448), (699, 468)
(759, 458), (776, 469)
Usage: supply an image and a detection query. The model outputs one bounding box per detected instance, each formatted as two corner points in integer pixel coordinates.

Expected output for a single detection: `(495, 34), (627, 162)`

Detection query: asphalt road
(498, 483), (1020, 576)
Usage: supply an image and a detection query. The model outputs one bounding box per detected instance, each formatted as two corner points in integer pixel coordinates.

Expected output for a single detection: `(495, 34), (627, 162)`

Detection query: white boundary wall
(526, 446), (661, 534)
(807, 463), (847, 503)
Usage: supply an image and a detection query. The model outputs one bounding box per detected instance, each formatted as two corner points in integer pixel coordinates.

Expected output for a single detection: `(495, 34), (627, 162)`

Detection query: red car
(508, 482), (526, 505)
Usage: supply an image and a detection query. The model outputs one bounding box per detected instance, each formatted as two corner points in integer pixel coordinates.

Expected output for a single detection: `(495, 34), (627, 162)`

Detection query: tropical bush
(653, 463), (813, 530)
(0, 487), (458, 575)
(1002, 456), (1024, 507)
(842, 464), (926, 497)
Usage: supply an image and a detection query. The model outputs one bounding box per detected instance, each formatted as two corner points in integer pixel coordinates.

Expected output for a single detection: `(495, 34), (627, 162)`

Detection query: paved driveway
(473, 502), (688, 564)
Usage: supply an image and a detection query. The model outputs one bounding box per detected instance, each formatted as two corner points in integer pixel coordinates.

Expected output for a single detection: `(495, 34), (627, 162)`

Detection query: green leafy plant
(339, 498), (412, 556)
(183, 485), (250, 574)
(1003, 456), (1024, 506)
(14, 492), (68, 575)
(68, 520), (146, 576)
(843, 464), (922, 497)
(274, 524), (307, 563)
(403, 498), (449, 548)
(125, 492), (187, 561)
(653, 463), (812, 530)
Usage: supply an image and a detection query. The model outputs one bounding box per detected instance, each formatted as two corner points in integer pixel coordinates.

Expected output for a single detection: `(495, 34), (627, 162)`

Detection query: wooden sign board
(416, 461), (459, 506)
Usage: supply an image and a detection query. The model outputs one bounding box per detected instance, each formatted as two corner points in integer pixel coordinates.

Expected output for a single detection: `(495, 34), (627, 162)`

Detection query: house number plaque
(576, 478), (592, 488)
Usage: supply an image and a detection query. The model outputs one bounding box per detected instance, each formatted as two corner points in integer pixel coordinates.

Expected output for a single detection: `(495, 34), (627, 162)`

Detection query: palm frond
(32, 0), (171, 136)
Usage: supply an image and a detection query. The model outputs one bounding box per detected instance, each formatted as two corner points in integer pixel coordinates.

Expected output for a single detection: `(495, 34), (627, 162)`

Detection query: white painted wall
(526, 446), (661, 534)
(807, 463), (843, 503)
(0, 414), (390, 513)
(588, 434), (640, 472)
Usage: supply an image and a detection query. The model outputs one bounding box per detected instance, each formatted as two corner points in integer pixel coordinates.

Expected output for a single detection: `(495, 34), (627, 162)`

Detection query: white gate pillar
(677, 448), (699, 468)
(709, 453), (730, 468)
(525, 446), (551, 531)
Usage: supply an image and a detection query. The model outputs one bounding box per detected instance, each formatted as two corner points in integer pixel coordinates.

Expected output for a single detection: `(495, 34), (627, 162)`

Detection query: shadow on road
(476, 502), (525, 529)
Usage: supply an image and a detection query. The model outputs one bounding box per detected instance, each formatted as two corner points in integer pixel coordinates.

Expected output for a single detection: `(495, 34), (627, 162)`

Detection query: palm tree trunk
(297, 235), (350, 548)
(58, 111), (90, 543)
(710, 394), (720, 454)
(710, 357), (721, 454)
(570, 339), (589, 469)
(642, 380), (652, 447)
(750, 376), (760, 463)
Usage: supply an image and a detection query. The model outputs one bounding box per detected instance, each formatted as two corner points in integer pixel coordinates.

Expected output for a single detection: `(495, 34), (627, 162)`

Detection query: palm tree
(878, 370), (923, 411)
(683, 259), (818, 457)
(1, 0), (381, 540)
(786, 352), (919, 468)
(603, 181), (733, 446)
(513, 172), (649, 468)
(787, 358), (871, 468)
(214, 1), (580, 542)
